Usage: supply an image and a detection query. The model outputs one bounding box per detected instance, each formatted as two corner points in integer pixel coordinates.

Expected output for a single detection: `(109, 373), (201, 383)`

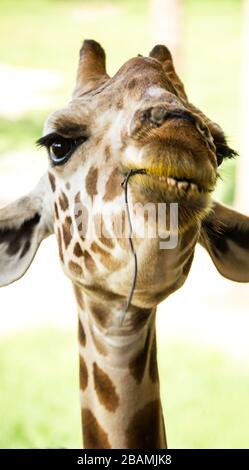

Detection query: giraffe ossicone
(0, 39), (249, 448)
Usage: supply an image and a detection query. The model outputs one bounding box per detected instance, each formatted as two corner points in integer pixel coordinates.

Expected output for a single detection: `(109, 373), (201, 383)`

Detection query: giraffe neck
(75, 286), (166, 449)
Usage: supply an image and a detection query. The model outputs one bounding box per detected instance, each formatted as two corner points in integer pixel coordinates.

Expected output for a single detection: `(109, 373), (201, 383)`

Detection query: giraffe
(0, 40), (249, 449)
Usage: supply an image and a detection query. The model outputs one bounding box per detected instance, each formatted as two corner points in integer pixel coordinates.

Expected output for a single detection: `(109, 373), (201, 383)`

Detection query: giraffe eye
(49, 136), (78, 165)
(36, 132), (87, 166)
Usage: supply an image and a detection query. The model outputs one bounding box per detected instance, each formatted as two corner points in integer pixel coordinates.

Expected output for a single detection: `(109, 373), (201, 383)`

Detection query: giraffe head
(0, 40), (249, 308)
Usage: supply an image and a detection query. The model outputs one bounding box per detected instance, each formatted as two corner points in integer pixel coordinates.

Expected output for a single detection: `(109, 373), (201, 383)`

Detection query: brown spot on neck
(74, 242), (83, 257)
(59, 191), (69, 211)
(54, 202), (59, 220)
(149, 334), (159, 383)
(69, 260), (83, 276)
(82, 408), (111, 449)
(48, 172), (56, 192)
(93, 362), (119, 412)
(84, 250), (97, 273)
(126, 399), (165, 449)
(86, 166), (98, 198)
(129, 329), (151, 384)
(78, 318), (86, 347)
(103, 168), (123, 202)
(79, 355), (88, 390)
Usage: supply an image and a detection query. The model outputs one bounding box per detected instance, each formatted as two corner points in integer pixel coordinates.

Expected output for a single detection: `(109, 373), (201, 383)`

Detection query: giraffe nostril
(150, 106), (168, 125)
(140, 106), (196, 128)
(140, 106), (168, 127)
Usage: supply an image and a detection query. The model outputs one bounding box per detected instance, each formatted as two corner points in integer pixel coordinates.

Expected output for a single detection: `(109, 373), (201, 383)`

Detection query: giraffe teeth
(190, 183), (198, 192)
(177, 181), (190, 191)
(167, 177), (176, 187)
(144, 172), (203, 193)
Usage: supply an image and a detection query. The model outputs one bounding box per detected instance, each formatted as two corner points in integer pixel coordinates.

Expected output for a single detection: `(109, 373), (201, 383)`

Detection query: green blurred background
(0, 0), (248, 449)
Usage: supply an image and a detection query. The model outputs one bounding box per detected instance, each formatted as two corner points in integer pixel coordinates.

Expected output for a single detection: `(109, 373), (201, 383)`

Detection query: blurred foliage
(0, 329), (82, 448)
(0, 114), (48, 154)
(159, 340), (249, 448)
(0, 328), (248, 448)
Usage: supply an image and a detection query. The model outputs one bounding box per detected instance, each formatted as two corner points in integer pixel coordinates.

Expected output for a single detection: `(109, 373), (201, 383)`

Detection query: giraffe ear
(149, 44), (188, 101)
(73, 39), (109, 97)
(199, 201), (249, 282)
(0, 175), (54, 287)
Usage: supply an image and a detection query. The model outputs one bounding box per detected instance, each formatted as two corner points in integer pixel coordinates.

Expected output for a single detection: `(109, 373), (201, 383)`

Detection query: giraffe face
(36, 41), (237, 299)
(43, 53), (219, 225)
(41, 42), (235, 235)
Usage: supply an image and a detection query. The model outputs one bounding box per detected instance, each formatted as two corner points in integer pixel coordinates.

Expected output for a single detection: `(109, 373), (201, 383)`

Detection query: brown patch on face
(127, 78), (137, 90)
(129, 330), (150, 384)
(48, 172), (56, 192)
(93, 362), (119, 412)
(59, 191), (69, 211)
(103, 168), (123, 202)
(84, 250), (97, 273)
(78, 318), (86, 347)
(89, 302), (109, 328)
(62, 216), (73, 249)
(126, 399), (163, 449)
(94, 214), (115, 249)
(66, 182), (71, 190)
(82, 408), (111, 449)
(91, 242), (122, 270)
(54, 202), (59, 220)
(104, 145), (111, 162)
(149, 334), (159, 383)
(86, 166), (98, 198)
(79, 355), (88, 390)
(74, 192), (88, 239)
(73, 284), (84, 310)
(57, 228), (64, 263)
(74, 242), (83, 257)
(69, 260), (83, 276)
(100, 230), (115, 249)
(112, 210), (128, 248)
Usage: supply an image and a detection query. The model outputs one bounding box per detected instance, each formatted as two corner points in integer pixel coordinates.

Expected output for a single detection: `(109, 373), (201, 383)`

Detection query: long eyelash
(36, 132), (60, 148)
